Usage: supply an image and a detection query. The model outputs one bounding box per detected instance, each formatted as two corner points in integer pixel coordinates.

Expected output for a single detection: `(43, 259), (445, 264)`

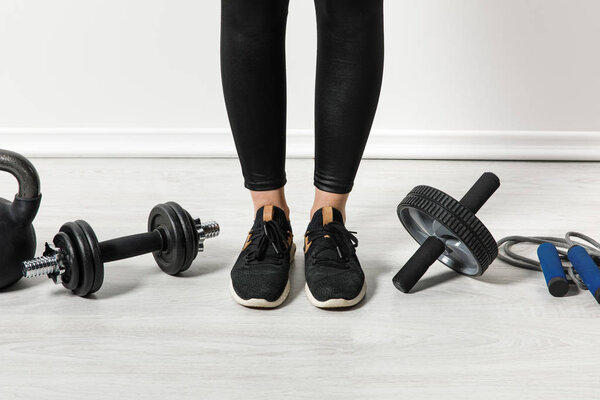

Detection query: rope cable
(497, 232), (600, 290)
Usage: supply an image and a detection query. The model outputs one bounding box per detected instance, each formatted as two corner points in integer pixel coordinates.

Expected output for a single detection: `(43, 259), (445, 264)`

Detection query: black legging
(221, 0), (384, 194)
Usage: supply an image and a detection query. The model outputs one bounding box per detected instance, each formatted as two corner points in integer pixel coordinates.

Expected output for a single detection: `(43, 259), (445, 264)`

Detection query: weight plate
(148, 203), (186, 275)
(60, 222), (95, 296)
(75, 220), (104, 295)
(53, 231), (79, 291)
(165, 202), (197, 273)
(397, 185), (498, 276)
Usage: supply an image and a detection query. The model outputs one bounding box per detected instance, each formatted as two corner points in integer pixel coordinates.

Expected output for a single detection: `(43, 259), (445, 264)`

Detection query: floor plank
(0, 158), (599, 399)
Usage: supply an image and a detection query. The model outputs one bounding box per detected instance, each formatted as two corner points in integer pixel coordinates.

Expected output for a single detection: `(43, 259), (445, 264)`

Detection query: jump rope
(497, 232), (600, 303)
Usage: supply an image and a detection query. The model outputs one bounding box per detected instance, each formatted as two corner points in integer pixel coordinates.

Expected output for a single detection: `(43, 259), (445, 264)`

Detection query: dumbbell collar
(22, 243), (67, 285)
(195, 219), (220, 252)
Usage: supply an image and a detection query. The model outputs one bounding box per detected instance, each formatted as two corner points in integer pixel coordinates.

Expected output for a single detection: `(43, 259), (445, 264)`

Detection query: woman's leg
(251, 187), (290, 217)
(304, 0), (384, 309)
(221, 0), (291, 216)
(312, 0), (384, 217)
(221, 0), (295, 308)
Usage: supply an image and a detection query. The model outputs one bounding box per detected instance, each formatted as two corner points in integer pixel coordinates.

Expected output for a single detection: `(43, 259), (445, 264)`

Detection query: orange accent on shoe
(263, 205), (274, 222)
(322, 207), (333, 226)
(304, 235), (311, 253)
(242, 232), (253, 250)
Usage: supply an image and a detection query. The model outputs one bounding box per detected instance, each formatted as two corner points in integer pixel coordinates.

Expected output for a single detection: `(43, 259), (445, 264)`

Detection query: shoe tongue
(247, 205), (291, 261)
(306, 207), (346, 261)
(253, 205), (290, 230)
(307, 207), (344, 231)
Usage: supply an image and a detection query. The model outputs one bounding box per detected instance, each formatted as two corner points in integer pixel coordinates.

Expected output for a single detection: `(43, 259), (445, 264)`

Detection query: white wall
(1, 0), (599, 158)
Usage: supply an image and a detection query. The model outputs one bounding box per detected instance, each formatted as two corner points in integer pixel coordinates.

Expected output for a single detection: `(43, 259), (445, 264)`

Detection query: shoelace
(245, 220), (290, 265)
(306, 221), (358, 269)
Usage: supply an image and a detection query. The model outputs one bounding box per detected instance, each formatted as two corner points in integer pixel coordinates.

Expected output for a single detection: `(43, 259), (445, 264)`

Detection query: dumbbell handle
(459, 172), (500, 214)
(393, 236), (446, 293)
(22, 230), (167, 279)
(99, 219), (220, 264)
(99, 230), (164, 263)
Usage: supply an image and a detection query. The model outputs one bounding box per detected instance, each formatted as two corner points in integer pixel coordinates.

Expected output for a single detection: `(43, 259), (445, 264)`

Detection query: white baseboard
(1, 128), (599, 160)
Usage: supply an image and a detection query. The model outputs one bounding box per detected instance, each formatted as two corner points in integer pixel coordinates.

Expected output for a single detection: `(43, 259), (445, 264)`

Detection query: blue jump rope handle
(537, 243), (569, 297)
(567, 245), (600, 304)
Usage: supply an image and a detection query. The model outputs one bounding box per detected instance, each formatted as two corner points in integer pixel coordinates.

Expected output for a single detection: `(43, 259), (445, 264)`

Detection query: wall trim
(1, 128), (599, 160)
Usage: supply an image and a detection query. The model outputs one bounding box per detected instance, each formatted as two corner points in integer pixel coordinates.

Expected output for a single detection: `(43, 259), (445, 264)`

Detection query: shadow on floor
(287, 251), (306, 304)
(85, 280), (142, 300)
(475, 263), (540, 286)
(0, 277), (46, 293)
(172, 260), (226, 278)
(39, 277), (142, 300)
(410, 269), (463, 293)
(564, 284), (581, 297)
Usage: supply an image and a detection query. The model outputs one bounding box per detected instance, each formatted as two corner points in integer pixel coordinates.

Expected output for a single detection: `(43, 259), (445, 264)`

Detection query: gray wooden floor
(1, 158), (599, 399)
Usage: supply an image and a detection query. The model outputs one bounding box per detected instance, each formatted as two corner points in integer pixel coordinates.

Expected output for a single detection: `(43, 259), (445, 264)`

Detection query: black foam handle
(99, 230), (164, 263)
(393, 236), (446, 293)
(459, 172), (500, 214)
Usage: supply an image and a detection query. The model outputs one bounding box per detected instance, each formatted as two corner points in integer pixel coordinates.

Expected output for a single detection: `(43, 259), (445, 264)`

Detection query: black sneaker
(304, 207), (366, 308)
(230, 205), (296, 308)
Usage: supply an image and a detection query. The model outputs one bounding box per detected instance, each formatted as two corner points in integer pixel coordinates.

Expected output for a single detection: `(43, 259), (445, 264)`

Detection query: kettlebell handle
(0, 150), (40, 288)
(0, 149), (41, 199)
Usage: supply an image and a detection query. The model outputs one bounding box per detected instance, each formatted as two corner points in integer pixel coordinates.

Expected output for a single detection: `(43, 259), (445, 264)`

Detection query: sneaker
(304, 207), (366, 308)
(230, 205), (296, 308)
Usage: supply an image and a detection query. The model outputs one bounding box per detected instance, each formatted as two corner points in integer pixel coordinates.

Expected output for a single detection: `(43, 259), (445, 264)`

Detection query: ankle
(311, 188), (349, 222)
(310, 206), (346, 222)
(251, 188), (290, 219)
(254, 202), (290, 219)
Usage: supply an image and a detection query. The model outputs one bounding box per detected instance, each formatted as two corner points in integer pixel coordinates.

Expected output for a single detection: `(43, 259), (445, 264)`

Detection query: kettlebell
(0, 149), (41, 289)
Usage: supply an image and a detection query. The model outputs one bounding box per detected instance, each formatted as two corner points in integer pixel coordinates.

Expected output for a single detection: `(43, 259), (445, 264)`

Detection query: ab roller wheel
(22, 202), (219, 297)
(394, 173), (501, 293)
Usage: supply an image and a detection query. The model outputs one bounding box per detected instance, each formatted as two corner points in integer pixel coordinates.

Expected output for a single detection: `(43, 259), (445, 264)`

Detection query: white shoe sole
(230, 280), (290, 308)
(305, 281), (367, 309)
(230, 243), (296, 309)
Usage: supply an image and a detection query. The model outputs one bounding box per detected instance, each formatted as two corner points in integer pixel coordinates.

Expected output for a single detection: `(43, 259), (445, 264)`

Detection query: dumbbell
(21, 202), (219, 296)
(393, 173), (500, 293)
